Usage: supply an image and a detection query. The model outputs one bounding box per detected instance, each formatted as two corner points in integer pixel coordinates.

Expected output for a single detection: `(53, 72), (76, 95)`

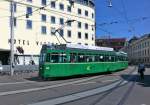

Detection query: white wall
(0, 0), (95, 56)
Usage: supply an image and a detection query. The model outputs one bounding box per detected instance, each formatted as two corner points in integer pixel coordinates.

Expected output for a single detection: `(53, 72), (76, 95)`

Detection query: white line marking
(29, 80), (122, 105)
(101, 79), (119, 83)
(28, 71), (137, 105)
(0, 76), (101, 96)
(74, 79), (119, 86)
(0, 81), (35, 86)
(74, 81), (96, 85)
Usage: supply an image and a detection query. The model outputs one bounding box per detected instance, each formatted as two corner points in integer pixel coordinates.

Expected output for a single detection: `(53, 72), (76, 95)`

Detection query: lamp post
(10, 0), (15, 76)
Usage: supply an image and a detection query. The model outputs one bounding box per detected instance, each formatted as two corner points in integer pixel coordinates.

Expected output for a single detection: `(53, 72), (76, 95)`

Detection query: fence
(0, 65), (39, 75)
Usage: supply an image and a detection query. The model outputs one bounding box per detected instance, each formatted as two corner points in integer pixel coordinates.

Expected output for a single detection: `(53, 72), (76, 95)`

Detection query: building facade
(121, 34), (150, 66)
(95, 38), (126, 51)
(0, 0), (95, 65)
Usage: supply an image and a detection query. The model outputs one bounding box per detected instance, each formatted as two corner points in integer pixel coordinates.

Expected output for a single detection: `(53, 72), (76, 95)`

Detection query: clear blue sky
(95, 0), (150, 39)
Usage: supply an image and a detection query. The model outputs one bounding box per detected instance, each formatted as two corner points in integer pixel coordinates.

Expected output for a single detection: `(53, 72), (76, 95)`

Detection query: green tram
(39, 44), (128, 79)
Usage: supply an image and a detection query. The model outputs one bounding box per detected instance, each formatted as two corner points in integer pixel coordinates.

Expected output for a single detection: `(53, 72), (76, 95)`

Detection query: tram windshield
(39, 52), (46, 64)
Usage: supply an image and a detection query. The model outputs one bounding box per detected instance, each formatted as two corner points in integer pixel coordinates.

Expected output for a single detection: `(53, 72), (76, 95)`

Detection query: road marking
(74, 81), (96, 85)
(28, 71), (137, 105)
(74, 79), (119, 86)
(101, 79), (119, 83)
(29, 80), (123, 105)
(0, 81), (35, 86)
(0, 75), (101, 96)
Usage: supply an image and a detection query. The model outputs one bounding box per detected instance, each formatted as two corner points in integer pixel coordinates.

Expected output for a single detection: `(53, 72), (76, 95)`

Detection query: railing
(0, 65), (38, 75)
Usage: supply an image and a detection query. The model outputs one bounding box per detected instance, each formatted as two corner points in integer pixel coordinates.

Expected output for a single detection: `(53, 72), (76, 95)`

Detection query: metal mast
(10, 0), (15, 76)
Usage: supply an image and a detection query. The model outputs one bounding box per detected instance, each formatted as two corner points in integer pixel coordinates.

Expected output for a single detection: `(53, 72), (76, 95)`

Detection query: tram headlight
(45, 67), (50, 70)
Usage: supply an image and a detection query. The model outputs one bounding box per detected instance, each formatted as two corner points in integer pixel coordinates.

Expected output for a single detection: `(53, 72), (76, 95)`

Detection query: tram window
(95, 55), (99, 62)
(123, 57), (125, 61)
(46, 53), (50, 62)
(104, 56), (109, 62)
(118, 56), (120, 61)
(58, 53), (67, 63)
(111, 56), (115, 62)
(86, 56), (92, 62)
(119, 56), (121, 61)
(70, 53), (76, 63)
(116, 56), (119, 61)
(91, 56), (95, 62)
(120, 56), (122, 61)
(100, 55), (104, 62)
(39, 52), (46, 64)
(109, 56), (111, 62)
(105, 56), (109, 62)
(85, 56), (89, 62)
(78, 54), (85, 62)
(51, 53), (59, 63)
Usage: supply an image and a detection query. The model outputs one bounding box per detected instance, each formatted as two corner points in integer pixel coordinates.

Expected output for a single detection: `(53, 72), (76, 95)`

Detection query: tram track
(88, 73), (137, 105)
(0, 66), (134, 86)
(0, 67), (135, 105)
(28, 66), (137, 105)
(0, 67), (136, 105)
(0, 66), (135, 96)
(0, 66), (132, 86)
(0, 69), (124, 96)
(74, 66), (137, 105)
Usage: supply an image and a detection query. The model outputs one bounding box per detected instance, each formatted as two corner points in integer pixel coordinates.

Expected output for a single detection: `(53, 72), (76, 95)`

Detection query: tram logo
(87, 66), (91, 71)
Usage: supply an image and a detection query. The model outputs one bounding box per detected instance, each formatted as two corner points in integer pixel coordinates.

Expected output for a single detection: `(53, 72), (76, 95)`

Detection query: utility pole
(10, 0), (15, 76)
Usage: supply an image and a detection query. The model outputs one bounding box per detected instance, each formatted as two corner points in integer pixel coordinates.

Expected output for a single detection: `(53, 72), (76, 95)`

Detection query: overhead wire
(1, 0), (71, 44)
(121, 0), (135, 34)
(1, 0), (96, 44)
(96, 16), (150, 27)
(1, 0), (94, 22)
(96, 0), (150, 35)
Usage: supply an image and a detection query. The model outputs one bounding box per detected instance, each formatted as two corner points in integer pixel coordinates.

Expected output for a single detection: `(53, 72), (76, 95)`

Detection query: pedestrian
(138, 63), (145, 80)
(29, 60), (35, 65)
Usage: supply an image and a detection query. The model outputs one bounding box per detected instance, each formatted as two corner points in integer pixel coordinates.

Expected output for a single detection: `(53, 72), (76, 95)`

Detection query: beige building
(121, 34), (150, 66)
(0, 0), (95, 65)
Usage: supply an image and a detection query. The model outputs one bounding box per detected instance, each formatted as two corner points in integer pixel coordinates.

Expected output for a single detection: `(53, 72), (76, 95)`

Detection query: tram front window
(39, 52), (46, 64)
(51, 53), (59, 63)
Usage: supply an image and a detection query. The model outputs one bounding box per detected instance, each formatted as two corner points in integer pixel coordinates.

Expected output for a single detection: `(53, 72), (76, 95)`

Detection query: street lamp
(108, 0), (112, 7)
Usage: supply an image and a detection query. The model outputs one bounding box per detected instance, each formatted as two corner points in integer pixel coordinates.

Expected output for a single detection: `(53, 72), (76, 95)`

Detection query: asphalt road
(0, 66), (149, 105)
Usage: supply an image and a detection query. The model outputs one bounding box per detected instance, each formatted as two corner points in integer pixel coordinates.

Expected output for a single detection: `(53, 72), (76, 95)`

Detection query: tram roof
(42, 44), (114, 52)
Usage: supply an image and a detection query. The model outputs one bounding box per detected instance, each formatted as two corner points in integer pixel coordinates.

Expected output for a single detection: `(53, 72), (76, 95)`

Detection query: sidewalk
(95, 67), (150, 105)
(0, 66), (134, 83)
(123, 67), (150, 105)
(0, 71), (38, 83)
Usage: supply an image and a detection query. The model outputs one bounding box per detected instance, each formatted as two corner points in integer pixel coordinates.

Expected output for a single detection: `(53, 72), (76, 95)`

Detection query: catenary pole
(10, 0), (14, 76)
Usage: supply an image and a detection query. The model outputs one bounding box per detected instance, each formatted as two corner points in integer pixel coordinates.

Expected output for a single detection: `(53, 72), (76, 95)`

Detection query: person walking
(138, 63), (145, 80)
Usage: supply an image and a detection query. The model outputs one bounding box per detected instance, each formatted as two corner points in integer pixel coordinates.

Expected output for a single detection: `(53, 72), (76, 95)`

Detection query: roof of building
(96, 38), (126, 42)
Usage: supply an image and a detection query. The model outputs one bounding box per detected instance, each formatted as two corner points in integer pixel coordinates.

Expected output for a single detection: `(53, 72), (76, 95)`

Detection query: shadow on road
(121, 74), (150, 87)
(24, 72), (113, 82)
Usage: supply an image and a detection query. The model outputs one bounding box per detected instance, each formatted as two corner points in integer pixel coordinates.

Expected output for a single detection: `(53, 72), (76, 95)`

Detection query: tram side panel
(40, 61), (128, 78)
